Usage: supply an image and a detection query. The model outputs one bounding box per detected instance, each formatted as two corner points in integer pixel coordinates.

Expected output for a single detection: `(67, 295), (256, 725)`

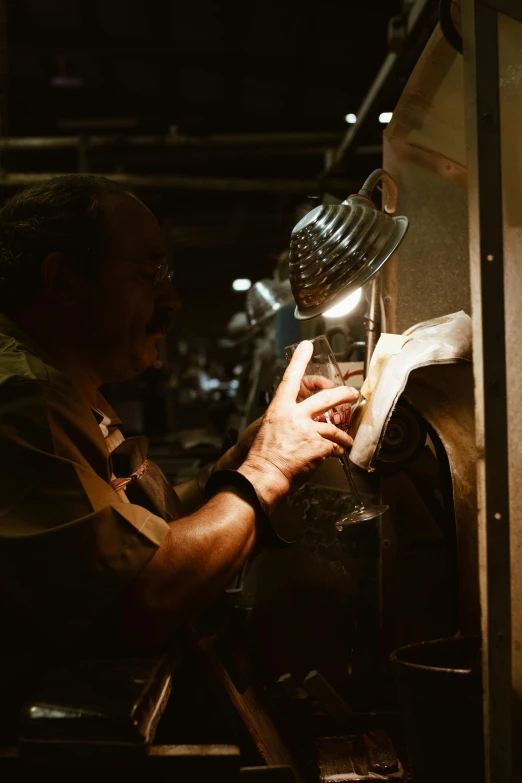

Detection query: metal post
(463, 2), (512, 780)
(363, 275), (380, 378)
(0, 0), (7, 171)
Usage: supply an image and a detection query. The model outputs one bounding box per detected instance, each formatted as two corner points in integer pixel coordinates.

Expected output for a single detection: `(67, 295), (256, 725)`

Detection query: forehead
(100, 193), (166, 261)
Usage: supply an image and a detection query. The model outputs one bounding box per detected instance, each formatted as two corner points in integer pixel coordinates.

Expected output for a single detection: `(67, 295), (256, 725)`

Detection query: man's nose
(156, 280), (181, 312)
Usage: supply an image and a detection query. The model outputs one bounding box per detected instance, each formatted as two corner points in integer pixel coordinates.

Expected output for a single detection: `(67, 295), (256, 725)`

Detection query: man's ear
(41, 252), (80, 306)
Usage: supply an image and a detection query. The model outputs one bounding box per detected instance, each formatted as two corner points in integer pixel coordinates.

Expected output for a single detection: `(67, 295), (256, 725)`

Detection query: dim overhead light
(232, 278), (252, 292)
(50, 76), (84, 88)
(323, 288), (362, 318)
(345, 113), (357, 124)
(379, 112), (393, 124)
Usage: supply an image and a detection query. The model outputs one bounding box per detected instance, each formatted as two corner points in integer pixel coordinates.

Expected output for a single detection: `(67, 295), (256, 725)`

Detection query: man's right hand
(238, 340), (358, 511)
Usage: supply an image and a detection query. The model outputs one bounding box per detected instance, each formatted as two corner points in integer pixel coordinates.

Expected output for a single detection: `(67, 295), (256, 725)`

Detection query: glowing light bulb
(323, 288), (362, 318)
(379, 112), (393, 124)
(344, 113), (357, 124)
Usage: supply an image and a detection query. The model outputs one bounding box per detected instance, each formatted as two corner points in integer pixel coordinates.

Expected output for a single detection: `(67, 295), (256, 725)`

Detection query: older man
(0, 175), (356, 662)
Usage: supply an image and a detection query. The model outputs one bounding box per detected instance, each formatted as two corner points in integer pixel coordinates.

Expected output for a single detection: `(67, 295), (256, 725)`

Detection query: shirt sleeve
(0, 377), (170, 652)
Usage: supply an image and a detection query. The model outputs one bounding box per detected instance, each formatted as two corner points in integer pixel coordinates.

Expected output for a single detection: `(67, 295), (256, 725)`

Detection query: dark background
(2, 0), (407, 342)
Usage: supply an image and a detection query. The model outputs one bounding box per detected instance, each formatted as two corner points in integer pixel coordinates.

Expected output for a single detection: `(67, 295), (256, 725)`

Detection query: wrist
(205, 468), (294, 549)
(238, 458), (290, 513)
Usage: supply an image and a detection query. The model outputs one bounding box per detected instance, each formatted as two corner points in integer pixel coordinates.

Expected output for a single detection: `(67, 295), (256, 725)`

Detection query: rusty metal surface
(403, 363), (480, 636)
(380, 153), (469, 336)
(18, 652), (180, 747)
(317, 730), (404, 781)
(497, 9), (522, 781)
(377, 7), (479, 655)
(381, 26), (469, 336)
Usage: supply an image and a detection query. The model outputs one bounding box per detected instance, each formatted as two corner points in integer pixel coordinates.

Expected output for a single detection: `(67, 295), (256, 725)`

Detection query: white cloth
(350, 310), (472, 470)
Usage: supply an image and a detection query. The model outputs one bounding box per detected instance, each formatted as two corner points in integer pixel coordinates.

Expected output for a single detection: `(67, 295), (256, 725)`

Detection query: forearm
(173, 461), (216, 514)
(115, 348), (357, 651)
(118, 489), (260, 650)
(173, 478), (204, 513)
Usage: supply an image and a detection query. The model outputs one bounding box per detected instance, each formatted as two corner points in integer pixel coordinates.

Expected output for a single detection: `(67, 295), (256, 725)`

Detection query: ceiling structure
(2, 0), (438, 342)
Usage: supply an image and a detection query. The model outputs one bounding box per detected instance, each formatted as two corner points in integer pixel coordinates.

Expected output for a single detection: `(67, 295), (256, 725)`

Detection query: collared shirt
(0, 313), (171, 656)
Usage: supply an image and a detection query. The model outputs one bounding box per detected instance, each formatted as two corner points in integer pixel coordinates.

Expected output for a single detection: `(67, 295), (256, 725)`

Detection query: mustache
(146, 308), (174, 335)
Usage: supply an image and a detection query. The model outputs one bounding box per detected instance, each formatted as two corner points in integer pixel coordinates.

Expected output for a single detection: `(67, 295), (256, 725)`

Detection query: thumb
(273, 340), (313, 403)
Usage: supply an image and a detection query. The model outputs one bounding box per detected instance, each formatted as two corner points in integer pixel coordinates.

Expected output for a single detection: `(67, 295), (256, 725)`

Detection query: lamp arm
(358, 168), (398, 215)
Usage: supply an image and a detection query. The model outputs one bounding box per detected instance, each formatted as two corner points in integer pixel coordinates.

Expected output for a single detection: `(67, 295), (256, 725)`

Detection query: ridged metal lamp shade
(289, 169), (408, 321)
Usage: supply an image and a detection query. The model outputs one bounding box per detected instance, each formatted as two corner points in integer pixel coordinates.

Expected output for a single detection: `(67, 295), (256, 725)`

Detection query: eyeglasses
(131, 259), (175, 289)
(151, 262), (175, 289)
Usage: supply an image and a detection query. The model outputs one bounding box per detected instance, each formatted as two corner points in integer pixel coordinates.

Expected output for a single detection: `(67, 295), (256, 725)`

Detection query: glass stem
(338, 455), (365, 510)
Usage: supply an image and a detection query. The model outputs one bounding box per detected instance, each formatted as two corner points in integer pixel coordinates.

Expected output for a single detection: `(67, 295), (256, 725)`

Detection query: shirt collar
(93, 392), (122, 427)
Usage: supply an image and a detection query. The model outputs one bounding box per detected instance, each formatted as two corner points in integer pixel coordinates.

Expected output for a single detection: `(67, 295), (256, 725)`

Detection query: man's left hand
(215, 417), (263, 471)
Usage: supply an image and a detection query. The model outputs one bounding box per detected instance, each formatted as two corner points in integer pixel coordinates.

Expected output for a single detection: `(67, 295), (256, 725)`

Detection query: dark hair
(0, 174), (132, 312)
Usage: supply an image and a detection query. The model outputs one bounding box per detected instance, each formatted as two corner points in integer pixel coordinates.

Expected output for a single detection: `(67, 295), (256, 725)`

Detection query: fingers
(321, 440), (345, 459)
(302, 374), (335, 391)
(331, 442), (345, 458)
(272, 340), (313, 403)
(300, 374), (335, 398)
(315, 422), (353, 448)
(297, 374), (334, 403)
(301, 385), (359, 418)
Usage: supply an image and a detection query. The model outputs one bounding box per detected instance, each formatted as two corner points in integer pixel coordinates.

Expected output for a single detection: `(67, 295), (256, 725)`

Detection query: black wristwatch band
(204, 469), (294, 550)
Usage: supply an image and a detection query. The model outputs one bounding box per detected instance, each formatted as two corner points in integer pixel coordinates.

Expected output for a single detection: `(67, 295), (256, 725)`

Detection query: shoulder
(0, 322), (90, 421)
(0, 332), (51, 386)
(0, 373), (111, 491)
(0, 332), (72, 427)
(0, 359), (103, 462)
(0, 320), (109, 471)
(0, 319), (77, 396)
(0, 315), (81, 392)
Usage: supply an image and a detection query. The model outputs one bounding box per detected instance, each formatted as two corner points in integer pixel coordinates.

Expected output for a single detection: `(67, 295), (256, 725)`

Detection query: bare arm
(172, 477), (207, 513)
(117, 341), (358, 650)
(118, 491), (258, 649)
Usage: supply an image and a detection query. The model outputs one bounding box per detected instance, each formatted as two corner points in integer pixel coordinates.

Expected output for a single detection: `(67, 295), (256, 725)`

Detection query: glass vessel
(285, 335), (388, 527)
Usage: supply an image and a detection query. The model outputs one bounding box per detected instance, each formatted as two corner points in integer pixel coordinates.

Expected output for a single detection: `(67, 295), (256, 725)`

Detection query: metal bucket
(390, 636), (484, 783)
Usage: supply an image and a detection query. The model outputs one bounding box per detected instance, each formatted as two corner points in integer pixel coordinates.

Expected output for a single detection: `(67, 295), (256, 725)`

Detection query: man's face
(73, 193), (180, 383)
